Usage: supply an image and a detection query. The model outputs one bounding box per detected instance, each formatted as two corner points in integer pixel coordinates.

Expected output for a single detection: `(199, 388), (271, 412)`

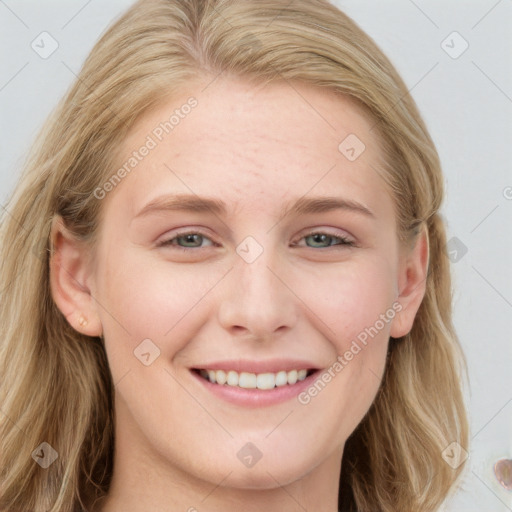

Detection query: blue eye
(158, 230), (354, 251)
(300, 232), (354, 248)
(158, 232), (215, 250)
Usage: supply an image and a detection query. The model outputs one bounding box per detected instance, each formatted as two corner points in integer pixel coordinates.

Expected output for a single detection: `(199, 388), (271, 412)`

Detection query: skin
(50, 75), (428, 512)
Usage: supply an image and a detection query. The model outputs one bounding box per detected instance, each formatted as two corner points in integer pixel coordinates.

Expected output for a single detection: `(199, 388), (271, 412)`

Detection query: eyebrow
(133, 193), (375, 219)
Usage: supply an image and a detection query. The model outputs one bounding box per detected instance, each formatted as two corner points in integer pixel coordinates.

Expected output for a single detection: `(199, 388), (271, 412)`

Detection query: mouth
(191, 367), (318, 390)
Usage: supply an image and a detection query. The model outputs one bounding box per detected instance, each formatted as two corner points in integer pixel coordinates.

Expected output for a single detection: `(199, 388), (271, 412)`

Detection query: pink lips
(189, 358), (322, 407)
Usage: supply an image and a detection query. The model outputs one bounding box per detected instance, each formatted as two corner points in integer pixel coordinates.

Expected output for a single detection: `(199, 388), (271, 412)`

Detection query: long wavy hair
(0, 0), (469, 510)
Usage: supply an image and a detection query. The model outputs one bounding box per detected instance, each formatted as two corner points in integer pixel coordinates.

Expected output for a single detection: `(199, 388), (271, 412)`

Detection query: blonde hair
(0, 0), (469, 510)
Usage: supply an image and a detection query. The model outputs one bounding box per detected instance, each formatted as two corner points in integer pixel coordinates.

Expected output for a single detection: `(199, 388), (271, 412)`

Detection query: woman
(0, 0), (469, 510)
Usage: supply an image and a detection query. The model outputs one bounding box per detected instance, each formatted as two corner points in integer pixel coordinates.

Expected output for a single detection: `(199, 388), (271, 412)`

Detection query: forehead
(107, 76), (390, 219)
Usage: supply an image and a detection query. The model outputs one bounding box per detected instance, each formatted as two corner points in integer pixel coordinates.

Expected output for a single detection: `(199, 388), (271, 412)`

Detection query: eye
(156, 229), (354, 252)
(295, 231), (354, 249)
(157, 231), (216, 250)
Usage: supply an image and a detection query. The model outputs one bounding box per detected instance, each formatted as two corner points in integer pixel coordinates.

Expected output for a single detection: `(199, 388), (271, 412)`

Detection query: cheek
(299, 257), (397, 349)
(96, 244), (227, 356)
(297, 263), (396, 433)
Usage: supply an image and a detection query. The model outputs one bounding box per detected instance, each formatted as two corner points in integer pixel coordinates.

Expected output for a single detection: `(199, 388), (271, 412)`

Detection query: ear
(49, 215), (103, 337)
(390, 224), (429, 338)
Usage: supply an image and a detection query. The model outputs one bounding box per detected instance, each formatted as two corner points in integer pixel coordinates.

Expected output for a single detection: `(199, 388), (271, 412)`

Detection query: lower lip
(190, 369), (321, 407)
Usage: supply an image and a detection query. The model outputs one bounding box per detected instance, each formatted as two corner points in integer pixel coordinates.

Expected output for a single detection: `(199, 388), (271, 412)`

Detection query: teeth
(275, 370), (288, 387)
(238, 372), (257, 388)
(227, 370), (238, 386)
(199, 368), (310, 389)
(216, 369), (227, 385)
(256, 373), (275, 389)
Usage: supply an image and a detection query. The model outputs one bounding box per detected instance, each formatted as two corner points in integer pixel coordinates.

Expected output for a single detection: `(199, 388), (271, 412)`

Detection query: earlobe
(390, 225), (429, 339)
(49, 215), (103, 337)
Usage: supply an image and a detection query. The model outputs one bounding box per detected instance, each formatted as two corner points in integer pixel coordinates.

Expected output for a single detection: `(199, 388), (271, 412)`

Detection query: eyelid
(156, 228), (217, 248)
(292, 228), (355, 246)
(157, 227), (355, 250)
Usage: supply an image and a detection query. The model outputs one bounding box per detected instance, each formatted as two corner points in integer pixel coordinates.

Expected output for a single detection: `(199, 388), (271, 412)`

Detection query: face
(58, 76), (421, 493)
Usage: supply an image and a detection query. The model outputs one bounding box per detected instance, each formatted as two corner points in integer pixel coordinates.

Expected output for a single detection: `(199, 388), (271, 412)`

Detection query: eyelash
(157, 230), (355, 251)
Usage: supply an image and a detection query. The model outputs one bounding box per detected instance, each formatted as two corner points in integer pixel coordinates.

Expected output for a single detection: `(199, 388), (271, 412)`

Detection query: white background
(1, 1), (511, 510)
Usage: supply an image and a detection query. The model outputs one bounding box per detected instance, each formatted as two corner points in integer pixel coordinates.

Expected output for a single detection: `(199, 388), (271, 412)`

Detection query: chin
(220, 462), (311, 490)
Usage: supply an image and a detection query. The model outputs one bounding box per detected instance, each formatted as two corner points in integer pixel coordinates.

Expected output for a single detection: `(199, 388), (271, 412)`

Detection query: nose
(216, 248), (298, 340)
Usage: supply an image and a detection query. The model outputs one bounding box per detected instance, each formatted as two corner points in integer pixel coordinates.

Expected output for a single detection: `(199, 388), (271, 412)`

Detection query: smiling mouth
(192, 368), (317, 390)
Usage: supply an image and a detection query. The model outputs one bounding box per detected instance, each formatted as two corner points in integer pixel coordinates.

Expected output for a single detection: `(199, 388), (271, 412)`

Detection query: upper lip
(191, 359), (321, 374)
